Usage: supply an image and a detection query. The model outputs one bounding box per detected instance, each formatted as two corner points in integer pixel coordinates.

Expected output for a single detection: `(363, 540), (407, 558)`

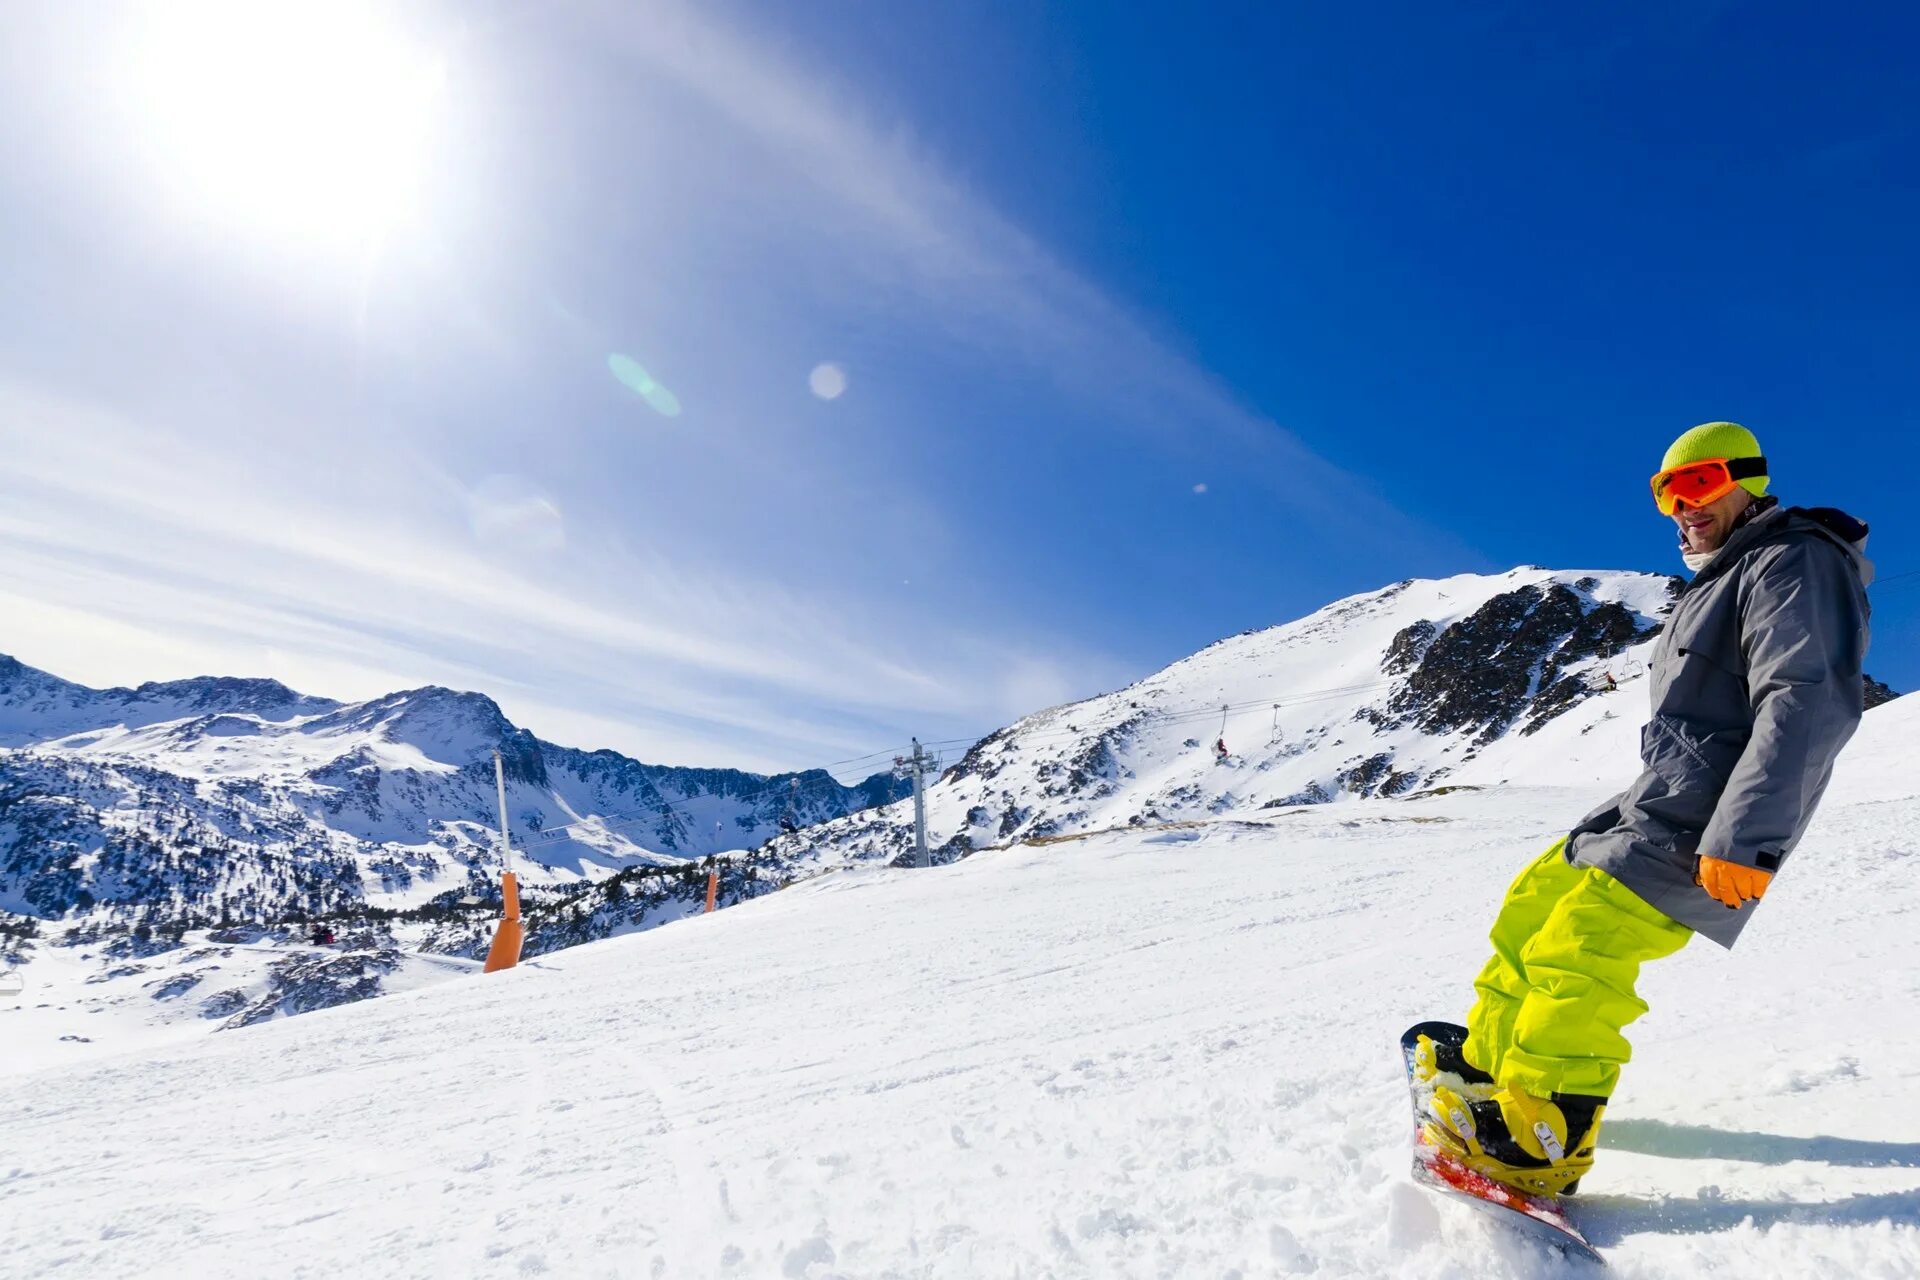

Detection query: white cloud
(0, 378), (1128, 766)
(0, 0), (1463, 771)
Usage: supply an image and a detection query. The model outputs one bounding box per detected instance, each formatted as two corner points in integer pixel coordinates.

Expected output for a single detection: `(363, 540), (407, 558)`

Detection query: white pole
(493, 749), (514, 880)
(911, 739), (931, 868)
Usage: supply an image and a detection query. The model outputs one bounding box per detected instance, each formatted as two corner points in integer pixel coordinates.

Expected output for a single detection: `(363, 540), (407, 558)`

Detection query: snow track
(6, 725), (1919, 1275)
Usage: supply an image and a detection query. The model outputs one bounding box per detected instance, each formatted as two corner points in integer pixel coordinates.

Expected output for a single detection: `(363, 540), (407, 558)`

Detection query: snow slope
(0, 660), (903, 1065)
(6, 696), (1914, 1278)
(0, 926), (474, 1076)
(772, 567), (1682, 869)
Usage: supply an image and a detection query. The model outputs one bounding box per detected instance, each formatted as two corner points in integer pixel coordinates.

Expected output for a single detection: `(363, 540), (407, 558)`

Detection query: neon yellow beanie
(1661, 422), (1769, 498)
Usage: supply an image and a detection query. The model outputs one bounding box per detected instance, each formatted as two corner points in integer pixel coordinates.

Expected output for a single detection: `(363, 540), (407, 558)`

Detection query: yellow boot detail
(1501, 1087), (1568, 1163)
(1415, 1033), (1497, 1100)
(1413, 1034), (1441, 1084)
(1425, 1085), (1603, 1197)
(1423, 1085), (1484, 1157)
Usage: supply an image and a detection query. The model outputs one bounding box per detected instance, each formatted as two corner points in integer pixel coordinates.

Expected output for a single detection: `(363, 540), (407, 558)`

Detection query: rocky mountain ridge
(0, 659), (907, 930)
(758, 566), (1898, 870)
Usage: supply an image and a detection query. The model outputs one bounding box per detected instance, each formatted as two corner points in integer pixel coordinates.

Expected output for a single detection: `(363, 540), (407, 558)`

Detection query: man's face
(1671, 486), (1754, 554)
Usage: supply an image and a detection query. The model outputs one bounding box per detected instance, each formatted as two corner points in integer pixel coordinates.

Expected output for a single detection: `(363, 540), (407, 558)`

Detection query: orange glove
(1696, 856), (1773, 909)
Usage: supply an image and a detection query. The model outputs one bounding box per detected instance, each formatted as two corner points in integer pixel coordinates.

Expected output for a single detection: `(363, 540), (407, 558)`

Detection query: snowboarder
(1415, 422), (1872, 1196)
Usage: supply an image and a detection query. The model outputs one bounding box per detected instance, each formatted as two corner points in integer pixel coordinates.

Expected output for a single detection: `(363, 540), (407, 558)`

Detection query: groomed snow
(5, 699), (1916, 1278)
(0, 931), (475, 1077)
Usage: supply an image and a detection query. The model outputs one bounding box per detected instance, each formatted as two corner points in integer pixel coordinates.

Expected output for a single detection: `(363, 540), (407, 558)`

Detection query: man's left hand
(1697, 856), (1773, 909)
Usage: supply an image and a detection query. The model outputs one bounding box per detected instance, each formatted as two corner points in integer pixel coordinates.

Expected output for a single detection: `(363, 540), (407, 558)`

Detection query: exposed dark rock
(147, 972), (203, 1000)
(221, 948), (403, 1029)
(199, 989), (248, 1020)
(1263, 782), (1331, 808)
(1062, 715), (1144, 796)
(1339, 753), (1393, 796)
(1385, 584), (1662, 744)
(1864, 674), (1901, 710)
(1383, 620), (1438, 676)
(1338, 753), (1420, 798)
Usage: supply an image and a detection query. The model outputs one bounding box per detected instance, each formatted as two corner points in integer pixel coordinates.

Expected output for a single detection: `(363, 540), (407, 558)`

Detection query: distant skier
(1414, 422), (1872, 1195)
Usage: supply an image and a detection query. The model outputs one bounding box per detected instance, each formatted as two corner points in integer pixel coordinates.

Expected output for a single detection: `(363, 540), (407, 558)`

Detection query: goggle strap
(1725, 456), (1768, 481)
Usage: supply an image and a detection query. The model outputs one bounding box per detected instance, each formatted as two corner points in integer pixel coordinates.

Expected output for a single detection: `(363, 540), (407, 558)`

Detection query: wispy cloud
(0, 0), (1468, 771)
(575, 0), (1413, 520)
(0, 379), (1114, 769)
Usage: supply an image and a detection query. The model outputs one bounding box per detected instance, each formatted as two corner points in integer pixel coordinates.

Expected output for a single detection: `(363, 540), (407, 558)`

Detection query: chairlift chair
(1212, 703), (1232, 761)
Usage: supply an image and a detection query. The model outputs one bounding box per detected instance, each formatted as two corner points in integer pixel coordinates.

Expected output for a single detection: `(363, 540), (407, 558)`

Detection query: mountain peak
(129, 674), (330, 716)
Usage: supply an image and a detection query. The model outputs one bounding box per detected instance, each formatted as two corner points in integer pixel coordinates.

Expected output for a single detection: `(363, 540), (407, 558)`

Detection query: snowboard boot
(1411, 1024), (1497, 1102)
(1424, 1083), (1605, 1198)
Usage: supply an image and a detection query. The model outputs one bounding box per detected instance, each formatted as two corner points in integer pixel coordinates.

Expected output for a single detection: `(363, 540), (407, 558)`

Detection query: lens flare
(608, 354), (683, 417)
(809, 362), (849, 400)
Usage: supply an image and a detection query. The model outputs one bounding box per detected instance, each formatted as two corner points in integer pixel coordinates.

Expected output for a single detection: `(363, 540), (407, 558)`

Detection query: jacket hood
(1684, 502), (1875, 591)
(1784, 506), (1875, 587)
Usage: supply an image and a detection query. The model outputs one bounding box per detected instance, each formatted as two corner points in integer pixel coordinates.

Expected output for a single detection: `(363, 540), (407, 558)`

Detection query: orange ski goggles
(1650, 456), (1767, 515)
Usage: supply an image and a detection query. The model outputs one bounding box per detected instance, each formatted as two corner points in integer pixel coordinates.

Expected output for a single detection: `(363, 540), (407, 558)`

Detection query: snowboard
(1400, 1021), (1605, 1266)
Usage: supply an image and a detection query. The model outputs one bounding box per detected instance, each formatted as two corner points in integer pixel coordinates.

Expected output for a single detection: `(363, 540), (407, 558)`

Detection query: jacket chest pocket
(1664, 581), (1747, 679)
(1643, 715), (1748, 791)
(1628, 715), (1749, 839)
(1658, 593), (1747, 707)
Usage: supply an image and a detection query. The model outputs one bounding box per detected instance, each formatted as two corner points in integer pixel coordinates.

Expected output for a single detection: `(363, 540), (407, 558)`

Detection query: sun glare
(112, 1), (447, 257)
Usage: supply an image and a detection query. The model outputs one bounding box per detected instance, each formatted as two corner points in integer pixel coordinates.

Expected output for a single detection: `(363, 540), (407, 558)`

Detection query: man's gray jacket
(1565, 504), (1873, 948)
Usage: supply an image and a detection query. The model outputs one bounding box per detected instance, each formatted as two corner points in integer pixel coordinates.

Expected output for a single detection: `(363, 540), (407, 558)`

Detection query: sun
(110, 1), (448, 258)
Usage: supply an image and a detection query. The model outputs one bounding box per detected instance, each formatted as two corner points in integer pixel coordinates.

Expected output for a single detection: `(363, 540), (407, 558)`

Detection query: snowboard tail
(1400, 1021), (1604, 1265)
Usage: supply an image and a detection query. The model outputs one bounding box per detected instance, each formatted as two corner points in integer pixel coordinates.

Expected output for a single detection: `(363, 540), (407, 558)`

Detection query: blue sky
(0, 1), (1913, 772)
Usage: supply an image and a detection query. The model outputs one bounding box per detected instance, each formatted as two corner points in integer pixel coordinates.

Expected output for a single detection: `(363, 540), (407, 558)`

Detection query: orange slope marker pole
(484, 870), (523, 972)
(704, 868), (719, 914)
(483, 750), (526, 973)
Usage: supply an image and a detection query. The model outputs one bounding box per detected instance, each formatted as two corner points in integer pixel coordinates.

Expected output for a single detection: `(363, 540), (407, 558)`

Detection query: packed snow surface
(5, 698), (1917, 1278)
(0, 928), (474, 1076)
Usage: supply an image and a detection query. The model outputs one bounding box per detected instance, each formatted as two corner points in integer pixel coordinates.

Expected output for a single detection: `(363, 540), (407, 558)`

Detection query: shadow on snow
(1575, 1121), (1920, 1247)
(1603, 1119), (1920, 1168)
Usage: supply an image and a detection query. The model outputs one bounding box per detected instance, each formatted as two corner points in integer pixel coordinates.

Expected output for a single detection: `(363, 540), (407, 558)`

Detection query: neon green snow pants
(1461, 839), (1691, 1099)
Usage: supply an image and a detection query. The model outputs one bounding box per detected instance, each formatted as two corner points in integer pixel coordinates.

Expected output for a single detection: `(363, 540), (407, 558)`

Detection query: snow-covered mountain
(0, 661), (907, 919)
(0, 661), (908, 1043)
(3, 564), (1899, 1061)
(770, 567), (1692, 868)
(417, 563), (1900, 961)
(0, 655), (341, 746)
